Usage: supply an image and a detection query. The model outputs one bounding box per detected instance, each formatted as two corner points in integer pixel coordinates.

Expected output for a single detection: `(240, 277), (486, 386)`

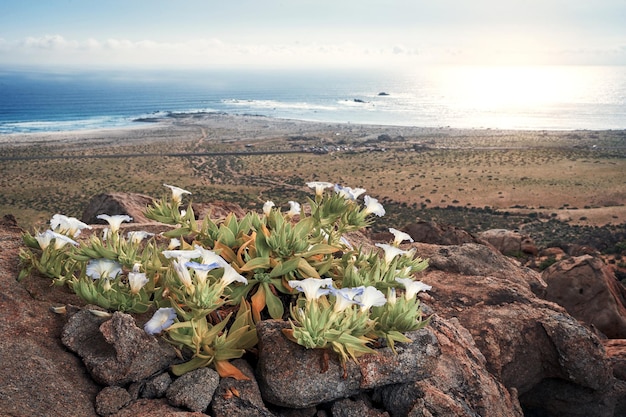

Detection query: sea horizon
(1, 65), (625, 135)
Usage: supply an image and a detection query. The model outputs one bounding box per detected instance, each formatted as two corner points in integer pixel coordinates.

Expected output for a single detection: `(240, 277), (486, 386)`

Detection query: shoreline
(2, 112), (625, 149)
(0, 112), (624, 233)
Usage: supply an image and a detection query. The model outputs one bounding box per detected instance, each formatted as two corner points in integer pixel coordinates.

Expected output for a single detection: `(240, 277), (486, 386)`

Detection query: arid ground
(1, 113), (625, 250)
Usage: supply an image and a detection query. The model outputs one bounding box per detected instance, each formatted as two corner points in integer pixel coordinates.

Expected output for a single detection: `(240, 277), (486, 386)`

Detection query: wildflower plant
(19, 181), (431, 376)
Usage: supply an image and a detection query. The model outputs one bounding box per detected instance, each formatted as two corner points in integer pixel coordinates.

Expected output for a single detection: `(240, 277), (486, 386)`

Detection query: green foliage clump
(19, 182), (431, 376)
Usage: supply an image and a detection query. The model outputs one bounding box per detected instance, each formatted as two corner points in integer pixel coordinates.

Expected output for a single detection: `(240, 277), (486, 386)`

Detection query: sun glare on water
(435, 65), (594, 111)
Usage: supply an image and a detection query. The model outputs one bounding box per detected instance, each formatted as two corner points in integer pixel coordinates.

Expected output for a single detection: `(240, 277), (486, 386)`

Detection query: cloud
(1, 34), (625, 70)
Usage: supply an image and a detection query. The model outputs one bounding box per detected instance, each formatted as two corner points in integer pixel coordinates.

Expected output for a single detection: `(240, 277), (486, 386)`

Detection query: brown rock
(211, 359), (276, 417)
(479, 228), (538, 256)
(542, 255), (626, 338)
(404, 220), (480, 246)
(96, 386), (132, 416)
(81, 192), (155, 224)
(111, 399), (206, 417)
(374, 315), (523, 417)
(0, 222), (99, 417)
(416, 242), (621, 415)
(165, 367), (219, 413)
(192, 201), (247, 220)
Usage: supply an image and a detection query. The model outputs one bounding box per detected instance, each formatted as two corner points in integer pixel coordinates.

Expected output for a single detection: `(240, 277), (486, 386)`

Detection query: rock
(415, 242), (621, 414)
(61, 310), (178, 386)
(110, 398), (206, 417)
(81, 192), (155, 224)
(255, 320), (440, 408)
(210, 359), (275, 417)
(191, 201), (247, 220)
(166, 367), (220, 412)
(604, 339), (626, 380)
(413, 242), (546, 295)
(0, 221), (100, 417)
(331, 394), (390, 417)
(96, 386), (132, 416)
(542, 255), (626, 338)
(141, 372), (172, 399)
(478, 228), (538, 256)
(375, 315), (523, 416)
(404, 220), (480, 246)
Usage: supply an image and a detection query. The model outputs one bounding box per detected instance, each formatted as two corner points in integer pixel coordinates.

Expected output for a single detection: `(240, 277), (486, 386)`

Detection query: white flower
(36, 230), (78, 250)
(164, 183), (191, 203)
(221, 264), (248, 286)
(388, 288), (397, 305)
(395, 277), (432, 300)
(162, 249), (202, 260)
(331, 286), (364, 312)
(389, 228), (413, 246)
(288, 277), (333, 301)
(263, 201), (275, 216)
(172, 258), (193, 288)
(375, 243), (408, 264)
(185, 260), (220, 284)
(355, 286), (387, 311)
(193, 245), (229, 268)
(363, 195), (385, 217)
(86, 259), (122, 280)
(128, 271), (149, 294)
(334, 184), (366, 200)
(127, 230), (153, 244)
(307, 181), (334, 196)
(287, 201), (301, 217)
(96, 214), (133, 233)
(50, 214), (91, 238)
(168, 238), (181, 250)
(144, 307), (176, 335)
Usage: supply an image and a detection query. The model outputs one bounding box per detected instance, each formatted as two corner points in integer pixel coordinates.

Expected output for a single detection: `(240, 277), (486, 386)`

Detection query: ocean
(1, 65), (625, 134)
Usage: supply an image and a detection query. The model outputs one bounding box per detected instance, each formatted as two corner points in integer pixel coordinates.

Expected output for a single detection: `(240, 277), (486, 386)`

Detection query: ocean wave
(222, 99), (337, 112)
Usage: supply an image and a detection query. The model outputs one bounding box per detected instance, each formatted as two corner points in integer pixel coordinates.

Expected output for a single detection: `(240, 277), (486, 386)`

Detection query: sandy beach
(1, 113), (625, 240)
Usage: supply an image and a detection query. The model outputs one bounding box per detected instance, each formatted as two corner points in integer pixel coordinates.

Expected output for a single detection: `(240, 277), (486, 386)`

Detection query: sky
(1, 0), (625, 70)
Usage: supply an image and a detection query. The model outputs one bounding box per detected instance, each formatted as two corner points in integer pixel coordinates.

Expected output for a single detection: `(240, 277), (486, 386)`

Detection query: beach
(1, 113), (625, 239)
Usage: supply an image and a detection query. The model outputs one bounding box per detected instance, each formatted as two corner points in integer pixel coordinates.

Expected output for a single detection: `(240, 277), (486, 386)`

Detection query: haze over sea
(1, 65), (625, 134)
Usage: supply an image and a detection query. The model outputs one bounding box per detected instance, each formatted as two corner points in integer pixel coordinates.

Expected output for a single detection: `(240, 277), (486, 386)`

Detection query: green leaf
(263, 283), (284, 319)
(240, 257), (271, 272)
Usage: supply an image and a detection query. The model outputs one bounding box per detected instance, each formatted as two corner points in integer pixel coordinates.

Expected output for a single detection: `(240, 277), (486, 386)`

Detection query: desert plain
(1, 113), (625, 249)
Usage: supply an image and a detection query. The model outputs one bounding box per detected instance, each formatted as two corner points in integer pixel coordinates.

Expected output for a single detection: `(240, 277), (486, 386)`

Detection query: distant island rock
(378, 92), (390, 96)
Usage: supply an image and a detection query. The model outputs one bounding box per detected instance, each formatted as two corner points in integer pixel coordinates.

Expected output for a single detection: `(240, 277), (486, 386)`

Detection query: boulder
(413, 241), (625, 415)
(404, 220), (480, 246)
(165, 367), (220, 413)
(478, 228), (538, 256)
(374, 315), (523, 417)
(61, 309), (178, 386)
(0, 217), (100, 417)
(81, 192), (155, 224)
(542, 255), (626, 339)
(255, 320), (440, 408)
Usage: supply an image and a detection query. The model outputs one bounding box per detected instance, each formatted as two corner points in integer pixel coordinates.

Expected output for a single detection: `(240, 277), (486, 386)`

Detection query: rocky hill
(2, 195), (626, 417)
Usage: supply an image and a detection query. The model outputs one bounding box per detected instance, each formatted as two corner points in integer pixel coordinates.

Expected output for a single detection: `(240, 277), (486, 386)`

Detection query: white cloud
(1, 34), (625, 70)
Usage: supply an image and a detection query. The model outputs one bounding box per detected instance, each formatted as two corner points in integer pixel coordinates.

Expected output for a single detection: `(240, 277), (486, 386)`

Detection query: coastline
(0, 112), (625, 234)
(2, 111), (625, 149)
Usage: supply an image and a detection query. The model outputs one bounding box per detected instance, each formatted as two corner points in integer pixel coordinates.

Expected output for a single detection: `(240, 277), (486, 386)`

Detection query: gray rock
(211, 359), (275, 417)
(96, 386), (132, 416)
(166, 367), (219, 412)
(256, 320), (440, 408)
(142, 372), (173, 399)
(62, 310), (177, 386)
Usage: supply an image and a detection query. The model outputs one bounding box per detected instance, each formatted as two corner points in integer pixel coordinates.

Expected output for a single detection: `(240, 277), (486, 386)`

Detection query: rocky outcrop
(542, 255), (626, 339)
(479, 228), (538, 256)
(81, 193), (247, 225)
(3, 209), (626, 416)
(403, 220), (480, 246)
(413, 241), (626, 416)
(82, 192), (155, 224)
